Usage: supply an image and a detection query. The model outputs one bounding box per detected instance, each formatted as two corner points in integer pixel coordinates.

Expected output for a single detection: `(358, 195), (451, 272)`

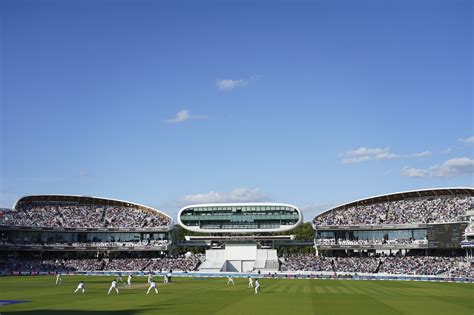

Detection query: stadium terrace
(0, 188), (473, 281)
(312, 188), (473, 256)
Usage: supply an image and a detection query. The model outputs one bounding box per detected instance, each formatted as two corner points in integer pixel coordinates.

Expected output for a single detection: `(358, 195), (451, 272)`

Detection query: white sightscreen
(224, 244), (257, 260)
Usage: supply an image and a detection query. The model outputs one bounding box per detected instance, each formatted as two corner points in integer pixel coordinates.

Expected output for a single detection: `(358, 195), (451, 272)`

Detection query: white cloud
(401, 167), (428, 178)
(402, 157), (474, 179)
(216, 79), (247, 91)
(375, 152), (400, 160)
(216, 76), (258, 91)
(429, 157), (474, 178)
(165, 109), (208, 124)
(342, 147), (434, 164)
(409, 151), (432, 158)
(441, 147), (453, 154)
(459, 136), (474, 144)
(167, 109), (189, 123)
(341, 147), (399, 164)
(178, 188), (271, 205)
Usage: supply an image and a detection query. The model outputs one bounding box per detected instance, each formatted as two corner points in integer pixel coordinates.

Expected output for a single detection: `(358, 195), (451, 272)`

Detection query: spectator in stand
(0, 255), (203, 274)
(0, 201), (171, 229)
(314, 196), (471, 226)
(315, 238), (428, 246)
(279, 255), (473, 278)
(2, 255), (469, 278)
(281, 255), (333, 272)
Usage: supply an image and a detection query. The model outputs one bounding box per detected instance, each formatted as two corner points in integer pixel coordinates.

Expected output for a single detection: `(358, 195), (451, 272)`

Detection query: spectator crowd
(1, 254), (471, 278)
(0, 254), (202, 274)
(0, 201), (171, 229)
(314, 196), (471, 226)
(0, 240), (169, 248)
(281, 255), (333, 272)
(281, 255), (473, 278)
(315, 238), (428, 246)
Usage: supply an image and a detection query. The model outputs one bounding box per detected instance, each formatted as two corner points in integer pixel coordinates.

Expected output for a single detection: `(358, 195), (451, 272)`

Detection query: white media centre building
(177, 203), (303, 273)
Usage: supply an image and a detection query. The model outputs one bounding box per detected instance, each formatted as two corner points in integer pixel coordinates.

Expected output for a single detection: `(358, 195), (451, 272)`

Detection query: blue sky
(0, 0), (472, 220)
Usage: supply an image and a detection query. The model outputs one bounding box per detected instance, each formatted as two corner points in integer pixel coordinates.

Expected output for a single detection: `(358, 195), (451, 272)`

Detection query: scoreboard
(427, 223), (468, 248)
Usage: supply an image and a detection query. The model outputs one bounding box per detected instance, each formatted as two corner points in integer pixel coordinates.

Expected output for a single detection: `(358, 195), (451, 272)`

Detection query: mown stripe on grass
(378, 286), (406, 296)
(334, 285), (353, 295)
(303, 285), (311, 295)
(340, 283), (364, 295)
(373, 287), (400, 296)
(350, 284), (378, 296)
(288, 285), (299, 293)
(1, 276), (473, 315)
(325, 285), (339, 294)
(274, 283), (287, 293)
(313, 285), (325, 294)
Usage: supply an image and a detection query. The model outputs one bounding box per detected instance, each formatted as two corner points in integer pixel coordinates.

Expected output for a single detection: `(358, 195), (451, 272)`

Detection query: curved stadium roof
(13, 194), (173, 225)
(313, 187), (474, 223)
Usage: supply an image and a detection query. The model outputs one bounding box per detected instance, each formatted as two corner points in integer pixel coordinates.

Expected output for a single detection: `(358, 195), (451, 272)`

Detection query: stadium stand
(1, 204), (170, 228)
(281, 255), (333, 272)
(1, 189), (472, 282)
(314, 194), (471, 226)
(0, 255), (202, 274)
(0, 240), (170, 248)
(315, 238), (428, 246)
(0, 196), (171, 229)
(280, 255), (473, 278)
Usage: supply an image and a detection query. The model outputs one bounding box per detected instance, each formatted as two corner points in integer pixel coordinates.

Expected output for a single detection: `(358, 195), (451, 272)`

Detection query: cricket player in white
(255, 279), (260, 294)
(147, 273), (153, 284)
(248, 277), (254, 288)
(227, 276), (235, 285)
(146, 280), (158, 294)
(56, 273), (62, 285)
(127, 274), (132, 287)
(107, 280), (119, 295)
(74, 281), (85, 294)
(163, 275), (168, 284)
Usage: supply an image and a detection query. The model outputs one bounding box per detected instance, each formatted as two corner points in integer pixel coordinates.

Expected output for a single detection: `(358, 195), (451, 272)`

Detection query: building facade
(177, 203), (302, 233)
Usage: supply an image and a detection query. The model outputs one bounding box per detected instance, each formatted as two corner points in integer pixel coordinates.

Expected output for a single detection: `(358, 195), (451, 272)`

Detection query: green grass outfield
(0, 276), (472, 315)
